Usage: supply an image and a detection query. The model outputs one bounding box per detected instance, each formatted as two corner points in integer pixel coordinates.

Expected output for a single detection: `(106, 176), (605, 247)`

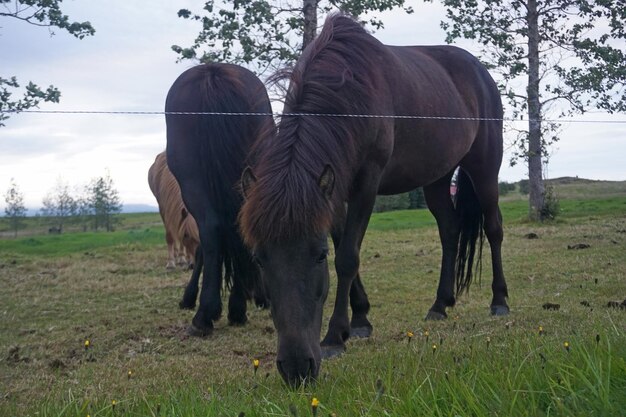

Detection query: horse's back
(165, 63), (273, 224)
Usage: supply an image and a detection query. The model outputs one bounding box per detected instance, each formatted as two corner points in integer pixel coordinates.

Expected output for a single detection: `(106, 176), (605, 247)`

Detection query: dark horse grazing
(166, 63), (273, 335)
(239, 14), (509, 386)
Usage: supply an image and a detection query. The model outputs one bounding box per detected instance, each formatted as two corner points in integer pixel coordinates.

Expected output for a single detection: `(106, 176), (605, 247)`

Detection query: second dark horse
(166, 63), (273, 335)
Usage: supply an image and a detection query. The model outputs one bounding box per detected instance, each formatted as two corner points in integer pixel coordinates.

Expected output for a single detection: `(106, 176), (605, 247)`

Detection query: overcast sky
(1, 1), (625, 211)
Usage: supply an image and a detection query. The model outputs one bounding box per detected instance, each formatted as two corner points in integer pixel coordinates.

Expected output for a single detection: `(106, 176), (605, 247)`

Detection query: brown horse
(166, 63), (273, 334)
(239, 14), (509, 385)
(148, 151), (200, 269)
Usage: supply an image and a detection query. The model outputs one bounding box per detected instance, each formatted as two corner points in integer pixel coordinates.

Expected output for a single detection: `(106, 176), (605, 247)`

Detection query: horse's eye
(316, 250), (328, 264)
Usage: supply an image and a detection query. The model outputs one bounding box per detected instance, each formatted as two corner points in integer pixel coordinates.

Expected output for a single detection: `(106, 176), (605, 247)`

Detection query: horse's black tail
(194, 64), (272, 307)
(455, 169), (484, 297)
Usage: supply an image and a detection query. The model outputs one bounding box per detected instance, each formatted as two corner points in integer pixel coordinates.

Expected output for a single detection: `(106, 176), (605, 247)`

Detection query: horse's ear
(241, 166), (257, 199)
(318, 165), (335, 200)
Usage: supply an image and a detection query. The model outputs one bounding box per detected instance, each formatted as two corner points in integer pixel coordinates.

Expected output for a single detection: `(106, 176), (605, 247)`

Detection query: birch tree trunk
(526, 0), (544, 221)
(302, 0), (318, 50)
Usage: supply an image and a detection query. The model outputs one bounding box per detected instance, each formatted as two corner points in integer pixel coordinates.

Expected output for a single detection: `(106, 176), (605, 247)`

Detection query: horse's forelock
(239, 162), (334, 247)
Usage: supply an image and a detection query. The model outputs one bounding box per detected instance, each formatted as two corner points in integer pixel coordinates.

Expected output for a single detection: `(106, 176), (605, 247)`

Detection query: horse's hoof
(491, 305), (510, 316)
(187, 322), (213, 337)
(321, 345), (345, 360)
(425, 310), (447, 321)
(179, 300), (195, 310)
(350, 326), (373, 339)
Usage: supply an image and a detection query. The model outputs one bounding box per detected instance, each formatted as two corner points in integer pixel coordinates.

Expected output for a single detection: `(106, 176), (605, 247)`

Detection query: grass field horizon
(1, 179), (624, 416)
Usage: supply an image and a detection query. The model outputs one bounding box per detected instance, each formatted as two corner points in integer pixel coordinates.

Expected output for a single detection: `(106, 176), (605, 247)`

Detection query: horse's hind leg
(227, 254), (249, 326)
(461, 125), (509, 315)
(180, 246), (203, 310)
(349, 276), (372, 338)
(189, 219), (224, 336)
(462, 166), (509, 315)
(165, 230), (176, 269)
(423, 172), (461, 320)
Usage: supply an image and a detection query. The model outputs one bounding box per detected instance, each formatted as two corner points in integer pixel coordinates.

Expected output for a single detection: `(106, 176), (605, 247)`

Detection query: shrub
(540, 185), (560, 220)
(498, 181), (516, 195)
(518, 179), (530, 195)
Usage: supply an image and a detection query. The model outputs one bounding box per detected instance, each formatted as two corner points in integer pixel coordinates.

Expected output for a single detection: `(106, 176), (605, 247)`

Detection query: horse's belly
(378, 159), (456, 195)
(377, 131), (473, 194)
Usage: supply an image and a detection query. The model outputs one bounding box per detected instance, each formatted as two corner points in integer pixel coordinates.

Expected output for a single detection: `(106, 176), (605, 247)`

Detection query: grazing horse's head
(240, 165), (336, 386)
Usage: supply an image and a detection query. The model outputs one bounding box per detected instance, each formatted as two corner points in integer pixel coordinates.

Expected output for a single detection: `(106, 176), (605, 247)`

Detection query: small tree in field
(86, 172), (122, 232)
(4, 178), (27, 237)
(40, 178), (76, 233)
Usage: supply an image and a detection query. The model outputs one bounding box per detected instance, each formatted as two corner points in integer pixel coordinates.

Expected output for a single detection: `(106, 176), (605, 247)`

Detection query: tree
(435, 0), (625, 220)
(73, 191), (93, 232)
(4, 178), (27, 237)
(86, 172), (122, 232)
(498, 181), (516, 196)
(0, 0), (95, 126)
(408, 188), (426, 209)
(40, 178), (76, 233)
(172, 0), (414, 75)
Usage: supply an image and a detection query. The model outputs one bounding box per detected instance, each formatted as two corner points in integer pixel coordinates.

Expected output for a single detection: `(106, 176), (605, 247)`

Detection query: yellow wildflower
(311, 397), (320, 416)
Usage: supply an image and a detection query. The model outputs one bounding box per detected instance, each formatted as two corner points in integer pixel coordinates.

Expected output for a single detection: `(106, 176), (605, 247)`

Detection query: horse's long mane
(239, 14), (388, 246)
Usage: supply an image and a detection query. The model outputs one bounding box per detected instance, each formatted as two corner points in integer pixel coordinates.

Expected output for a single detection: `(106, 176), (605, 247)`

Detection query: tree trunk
(302, 0), (318, 50)
(526, 0), (544, 221)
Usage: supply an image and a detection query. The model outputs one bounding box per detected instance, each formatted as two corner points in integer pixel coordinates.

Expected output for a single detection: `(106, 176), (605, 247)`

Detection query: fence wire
(3, 109), (626, 124)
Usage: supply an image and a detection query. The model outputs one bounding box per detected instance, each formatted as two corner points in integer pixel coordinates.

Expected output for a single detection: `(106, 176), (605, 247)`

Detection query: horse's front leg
(321, 170), (381, 358)
(330, 206), (373, 339)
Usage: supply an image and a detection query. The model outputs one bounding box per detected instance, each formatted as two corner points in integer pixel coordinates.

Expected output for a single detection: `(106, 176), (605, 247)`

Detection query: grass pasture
(1, 184), (625, 416)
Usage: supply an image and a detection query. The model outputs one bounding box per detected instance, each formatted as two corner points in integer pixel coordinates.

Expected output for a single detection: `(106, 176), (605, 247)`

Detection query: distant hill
(499, 176), (626, 202)
(544, 177), (626, 199)
(122, 204), (159, 213)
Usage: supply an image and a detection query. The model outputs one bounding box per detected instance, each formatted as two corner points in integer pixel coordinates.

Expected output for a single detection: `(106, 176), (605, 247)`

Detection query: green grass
(1, 185), (625, 416)
(0, 228), (164, 257)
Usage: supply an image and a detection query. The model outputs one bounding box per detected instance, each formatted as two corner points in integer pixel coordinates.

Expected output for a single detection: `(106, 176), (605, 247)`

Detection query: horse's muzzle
(277, 357), (318, 387)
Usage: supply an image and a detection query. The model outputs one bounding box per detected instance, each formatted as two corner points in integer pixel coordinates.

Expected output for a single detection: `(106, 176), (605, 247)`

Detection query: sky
(1, 1), (625, 211)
